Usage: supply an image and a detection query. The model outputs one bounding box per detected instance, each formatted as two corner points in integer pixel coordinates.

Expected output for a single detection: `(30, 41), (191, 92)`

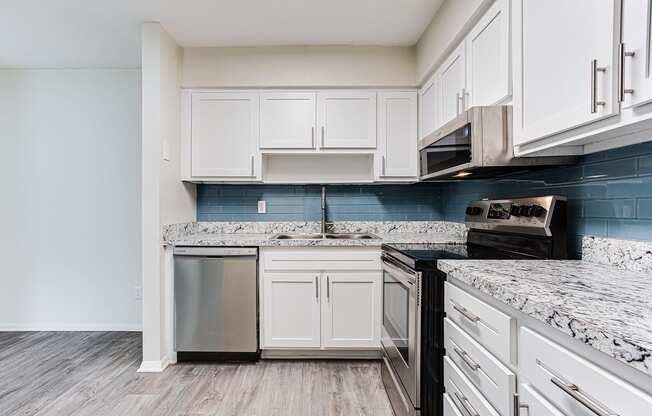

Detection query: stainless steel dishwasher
(173, 246), (259, 361)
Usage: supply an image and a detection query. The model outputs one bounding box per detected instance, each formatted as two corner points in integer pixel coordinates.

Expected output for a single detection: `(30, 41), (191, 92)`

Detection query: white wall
(141, 22), (196, 372)
(182, 45), (416, 87)
(415, 0), (490, 84)
(0, 69), (142, 330)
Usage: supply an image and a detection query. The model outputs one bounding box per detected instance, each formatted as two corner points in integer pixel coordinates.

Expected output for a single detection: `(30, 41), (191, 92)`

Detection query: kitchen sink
(324, 233), (379, 239)
(271, 233), (380, 240)
(272, 233), (324, 240)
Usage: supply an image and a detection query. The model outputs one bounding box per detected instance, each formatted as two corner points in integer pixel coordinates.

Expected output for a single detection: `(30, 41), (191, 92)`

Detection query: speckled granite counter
(164, 221), (468, 247)
(439, 259), (652, 375)
(169, 231), (466, 247)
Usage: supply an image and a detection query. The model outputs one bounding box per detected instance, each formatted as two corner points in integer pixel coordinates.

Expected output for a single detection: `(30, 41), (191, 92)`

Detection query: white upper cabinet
(620, 0), (652, 109)
(377, 91), (418, 179)
(317, 91), (377, 148)
(190, 91), (259, 178)
(260, 91), (316, 149)
(513, 0), (620, 146)
(419, 72), (439, 141)
(439, 42), (467, 127)
(466, 0), (511, 107)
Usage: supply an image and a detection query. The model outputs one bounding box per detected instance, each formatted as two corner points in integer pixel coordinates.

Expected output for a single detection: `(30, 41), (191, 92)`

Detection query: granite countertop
(164, 221), (468, 247)
(170, 231), (466, 247)
(439, 259), (652, 375)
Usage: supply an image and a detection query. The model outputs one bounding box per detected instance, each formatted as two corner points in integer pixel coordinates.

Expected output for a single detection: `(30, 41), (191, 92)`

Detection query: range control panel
(464, 196), (565, 236)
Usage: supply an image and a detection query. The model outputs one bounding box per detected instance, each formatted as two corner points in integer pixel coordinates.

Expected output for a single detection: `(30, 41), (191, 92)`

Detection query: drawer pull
(513, 393), (529, 416)
(454, 392), (480, 416)
(550, 377), (619, 416)
(453, 304), (480, 323)
(453, 346), (480, 371)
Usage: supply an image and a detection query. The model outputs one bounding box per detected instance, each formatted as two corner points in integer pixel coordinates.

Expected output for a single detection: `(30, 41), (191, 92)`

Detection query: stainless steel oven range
(380, 196), (569, 416)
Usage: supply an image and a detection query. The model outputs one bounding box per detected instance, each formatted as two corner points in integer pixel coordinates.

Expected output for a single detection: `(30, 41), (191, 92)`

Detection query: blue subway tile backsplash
(197, 184), (444, 222)
(197, 141), (652, 257)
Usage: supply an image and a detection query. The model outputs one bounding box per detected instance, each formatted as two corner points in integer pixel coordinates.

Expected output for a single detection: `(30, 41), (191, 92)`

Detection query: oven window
(383, 269), (410, 365)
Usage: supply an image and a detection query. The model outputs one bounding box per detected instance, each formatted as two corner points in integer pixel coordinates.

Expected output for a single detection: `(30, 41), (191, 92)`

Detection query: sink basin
(271, 232), (380, 240)
(324, 233), (379, 239)
(272, 233), (324, 240)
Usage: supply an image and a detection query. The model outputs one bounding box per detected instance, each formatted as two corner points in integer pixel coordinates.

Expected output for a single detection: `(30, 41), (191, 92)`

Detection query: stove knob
(510, 205), (521, 217)
(529, 204), (546, 217)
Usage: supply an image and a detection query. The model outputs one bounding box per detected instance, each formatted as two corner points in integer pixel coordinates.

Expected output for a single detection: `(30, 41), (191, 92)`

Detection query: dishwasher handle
(173, 247), (257, 257)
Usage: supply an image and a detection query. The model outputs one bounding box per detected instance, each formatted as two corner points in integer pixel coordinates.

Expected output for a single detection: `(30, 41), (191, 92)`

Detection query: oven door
(381, 254), (421, 406)
(419, 123), (472, 180)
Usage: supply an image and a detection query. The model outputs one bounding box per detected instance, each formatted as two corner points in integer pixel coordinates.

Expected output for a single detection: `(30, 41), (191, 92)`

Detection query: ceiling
(0, 0), (443, 68)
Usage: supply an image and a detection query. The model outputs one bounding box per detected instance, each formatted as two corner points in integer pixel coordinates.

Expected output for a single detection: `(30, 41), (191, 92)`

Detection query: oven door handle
(382, 255), (418, 287)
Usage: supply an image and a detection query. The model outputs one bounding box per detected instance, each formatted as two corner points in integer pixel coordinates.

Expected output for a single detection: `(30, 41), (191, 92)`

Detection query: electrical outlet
(135, 286), (142, 300)
(258, 200), (266, 214)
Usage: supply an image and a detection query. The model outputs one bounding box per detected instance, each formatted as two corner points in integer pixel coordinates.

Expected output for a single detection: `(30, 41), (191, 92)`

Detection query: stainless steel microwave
(419, 106), (576, 180)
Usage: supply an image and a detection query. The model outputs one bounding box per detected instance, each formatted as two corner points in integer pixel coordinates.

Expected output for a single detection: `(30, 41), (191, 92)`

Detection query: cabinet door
(621, 0), (652, 108)
(514, 0), (619, 145)
(518, 383), (566, 416)
(263, 273), (321, 348)
(321, 272), (381, 348)
(466, 0), (511, 107)
(191, 92), (258, 177)
(260, 92), (316, 149)
(419, 73), (439, 141)
(439, 42), (467, 127)
(377, 91), (418, 178)
(317, 91), (376, 148)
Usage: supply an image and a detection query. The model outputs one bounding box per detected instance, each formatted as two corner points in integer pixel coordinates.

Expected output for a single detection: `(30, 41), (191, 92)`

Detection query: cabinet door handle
(311, 126), (315, 148)
(453, 346), (480, 371)
(326, 275), (330, 301)
(382, 156), (386, 176)
(315, 276), (319, 301)
(456, 92), (461, 116)
(461, 88), (467, 112)
(550, 377), (618, 416)
(454, 392), (479, 416)
(321, 126), (325, 147)
(619, 42), (636, 102)
(453, 304), (480, 323)
(250, 155), (255, 176)
(513, 393), (529, 416)
(591, 59), (607, 113)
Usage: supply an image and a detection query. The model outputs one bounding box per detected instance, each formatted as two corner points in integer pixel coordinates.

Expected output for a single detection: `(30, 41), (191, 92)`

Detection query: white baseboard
(0, 323), (142, 332)
(138, 355), (172, 373)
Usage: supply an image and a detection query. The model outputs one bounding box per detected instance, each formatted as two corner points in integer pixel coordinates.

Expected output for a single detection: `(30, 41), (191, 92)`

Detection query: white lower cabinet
(444, 319), (515, 416)
(519, 327), (652, 416)
(444, 357), (501, 416)
(321, 272), (381, 348)
(443, 393), (465, 416)
(262, 273), (321, 348)
(517, 383), (564, 416)
(260, 248), (381, 350)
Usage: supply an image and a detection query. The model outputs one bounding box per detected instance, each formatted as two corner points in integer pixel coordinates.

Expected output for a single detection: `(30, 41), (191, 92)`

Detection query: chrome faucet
(321, 186), (331, 234)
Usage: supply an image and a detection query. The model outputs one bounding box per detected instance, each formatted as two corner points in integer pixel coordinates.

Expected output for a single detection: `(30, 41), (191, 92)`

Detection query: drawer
(445, 318), (516, 416)
(520, 327), (652, 416)
(262, 247), (381, 271)
(443, 393), (464, 416)
(444, 356), (501, 416)
(517, 383), (565, 416)
(444, 282), (515, 364)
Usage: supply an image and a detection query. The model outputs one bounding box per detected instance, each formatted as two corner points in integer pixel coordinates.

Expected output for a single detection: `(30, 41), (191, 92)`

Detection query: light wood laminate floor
(0, 332), (394, 416)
